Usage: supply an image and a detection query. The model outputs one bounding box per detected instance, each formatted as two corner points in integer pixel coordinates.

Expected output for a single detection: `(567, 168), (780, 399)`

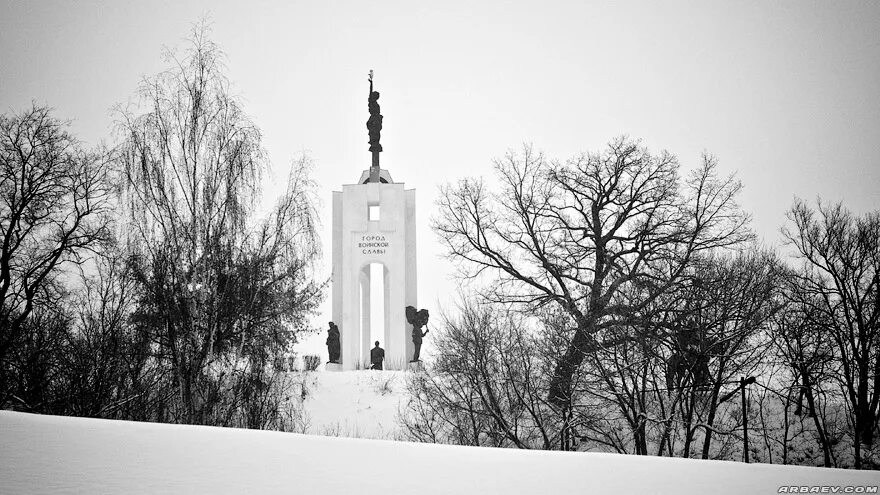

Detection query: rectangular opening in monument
(369, 263), (385, 353)
(368, 204), (380, 221)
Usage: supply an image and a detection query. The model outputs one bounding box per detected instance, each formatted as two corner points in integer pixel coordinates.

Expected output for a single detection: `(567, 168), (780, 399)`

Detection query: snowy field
(4, 415), (880, 494)
(2, 369), (879, 494)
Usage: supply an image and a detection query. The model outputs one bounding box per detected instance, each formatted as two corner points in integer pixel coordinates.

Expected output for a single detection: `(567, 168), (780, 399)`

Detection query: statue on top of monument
(406, 305), (430, 362)
(367, 70), (383, 154)
(326, 322), (341, 364)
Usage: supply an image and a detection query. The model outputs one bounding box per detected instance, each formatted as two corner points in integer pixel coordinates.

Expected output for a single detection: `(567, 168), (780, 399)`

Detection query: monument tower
(330, 71), (417, 370)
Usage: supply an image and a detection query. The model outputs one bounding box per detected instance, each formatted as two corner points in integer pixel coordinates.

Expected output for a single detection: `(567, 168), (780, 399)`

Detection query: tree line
(402, 141), (879, 469)
(0, 25), (323, 429)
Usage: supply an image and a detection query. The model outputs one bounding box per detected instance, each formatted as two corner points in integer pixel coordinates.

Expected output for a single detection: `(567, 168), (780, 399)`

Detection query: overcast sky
(2, 1), (878, 355)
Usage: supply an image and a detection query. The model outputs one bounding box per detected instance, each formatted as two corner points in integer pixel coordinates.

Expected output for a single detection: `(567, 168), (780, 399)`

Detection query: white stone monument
(329, 72), (418, 370)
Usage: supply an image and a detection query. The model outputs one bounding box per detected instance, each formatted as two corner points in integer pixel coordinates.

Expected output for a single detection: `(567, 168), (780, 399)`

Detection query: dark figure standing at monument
(406, 306), (430, 362)
(370, 341), (385, 370)
(326, 322), (340, 363)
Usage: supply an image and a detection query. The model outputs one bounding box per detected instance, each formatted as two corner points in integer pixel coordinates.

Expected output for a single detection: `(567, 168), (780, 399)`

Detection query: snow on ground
(297, 370), (407, 439)
(2, 411), (879, 495)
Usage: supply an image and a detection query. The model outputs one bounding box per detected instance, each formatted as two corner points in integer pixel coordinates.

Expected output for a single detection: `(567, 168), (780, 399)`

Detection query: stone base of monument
(324, 362), (343, 372)
(407, 361), (424, 372)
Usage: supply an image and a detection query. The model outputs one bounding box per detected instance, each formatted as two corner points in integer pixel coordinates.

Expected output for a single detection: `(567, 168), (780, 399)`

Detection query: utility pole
(717, 376), (757, 463)
(561, 408), (568, 451)
(740, 376), (756, 463)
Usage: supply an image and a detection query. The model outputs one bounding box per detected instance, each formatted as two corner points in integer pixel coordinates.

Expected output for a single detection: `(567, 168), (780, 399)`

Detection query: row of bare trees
(403, 141), (879, 469)
(0, 26), (323, 428)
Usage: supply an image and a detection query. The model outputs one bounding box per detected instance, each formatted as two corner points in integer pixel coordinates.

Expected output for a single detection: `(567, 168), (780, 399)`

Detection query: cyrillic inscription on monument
(358, 234), (389, 255)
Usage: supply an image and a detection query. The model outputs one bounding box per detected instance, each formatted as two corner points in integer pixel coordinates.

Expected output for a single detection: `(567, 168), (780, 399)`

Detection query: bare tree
(434, 139), (752, 413)
(0, 104), (111, 407)
(678, 250), (780, 460)
(769, 283), (839, 467)
(570, 250), (780, 458)
(402, 301), (562, 449)
(115, 25), (323, 425)
(60, 247), (169, 420)
(782, 199), (880, 468)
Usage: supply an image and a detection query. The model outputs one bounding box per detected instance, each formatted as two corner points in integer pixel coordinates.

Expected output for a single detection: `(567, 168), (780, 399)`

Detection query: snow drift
(2, 411), (877, 495)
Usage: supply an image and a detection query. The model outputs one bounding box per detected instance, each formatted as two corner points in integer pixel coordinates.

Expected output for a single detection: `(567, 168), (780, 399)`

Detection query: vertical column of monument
(331, 192), (343, 366)
(341, 185), (365, 370)
(344, 237), (360, 370)
(339, 198), (353, 370)
(382, 185), (406, 369)
(404, 189), (418, 363)
(383, 265), (391, 366)
(360, 266), (371, 369)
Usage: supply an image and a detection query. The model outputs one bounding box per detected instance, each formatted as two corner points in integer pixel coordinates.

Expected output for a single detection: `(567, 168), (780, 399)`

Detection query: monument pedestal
(325, 362), (343, 372)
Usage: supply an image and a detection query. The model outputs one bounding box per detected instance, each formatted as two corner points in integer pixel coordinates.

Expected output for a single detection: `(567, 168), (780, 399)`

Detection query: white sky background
(2, 1), (879, 356)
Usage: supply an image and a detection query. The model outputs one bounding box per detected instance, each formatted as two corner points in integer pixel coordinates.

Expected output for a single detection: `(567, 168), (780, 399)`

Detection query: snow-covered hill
(3, 411), (878, 495)
(294, 370), (408, 439)
(2, 369), (878, 494)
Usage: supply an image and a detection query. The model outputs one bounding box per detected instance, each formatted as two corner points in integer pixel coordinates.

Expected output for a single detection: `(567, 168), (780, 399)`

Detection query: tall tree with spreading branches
(434, 139), (752, 413)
